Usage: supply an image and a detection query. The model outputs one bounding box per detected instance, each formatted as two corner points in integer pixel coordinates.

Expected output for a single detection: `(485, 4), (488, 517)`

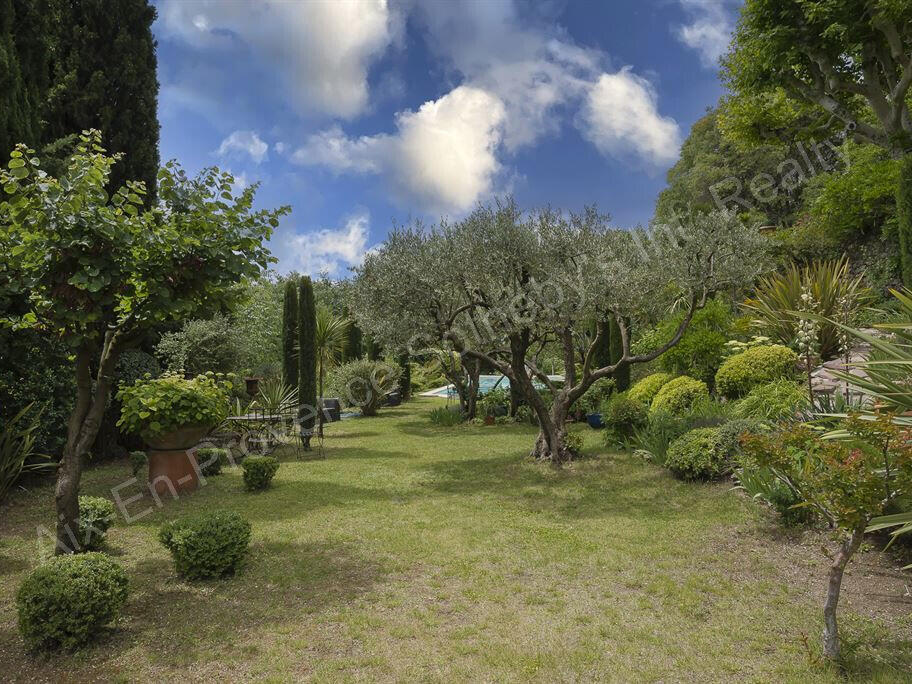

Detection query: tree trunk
(898, 153), (912, 288)
(54, 337), (121, 553)
(822, 527), (865, 660)
(529, 399), (573, 463)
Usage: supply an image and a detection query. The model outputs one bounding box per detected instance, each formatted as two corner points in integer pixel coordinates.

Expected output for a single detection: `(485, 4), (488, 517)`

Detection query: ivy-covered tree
(43, 0), (160, 199)
(0, 131), (287, 552)
(723, 0), (912, 282)
(282, 279), (298, 388)
(353, 200), (767, 463)
(297, 276), (317, 449)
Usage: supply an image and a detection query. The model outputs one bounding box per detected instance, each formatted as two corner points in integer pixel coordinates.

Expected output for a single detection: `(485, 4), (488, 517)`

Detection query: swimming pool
(419, 374), (562, 398)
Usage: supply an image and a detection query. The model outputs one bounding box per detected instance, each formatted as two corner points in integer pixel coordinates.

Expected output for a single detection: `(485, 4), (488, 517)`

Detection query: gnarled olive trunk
(54, 336), (121, 553)
(822, 527), (865, 660)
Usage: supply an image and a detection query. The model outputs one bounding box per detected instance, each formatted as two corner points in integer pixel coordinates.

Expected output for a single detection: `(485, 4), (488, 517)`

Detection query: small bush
(628, 373), (674, 405)
(158, 510), (252, 580)
(514, 405), (536, 424)
(714, 344), (798, 399)
(665, 427), (728, 481)
(575, 378), (615, 415)
(734, 463), (815, 526)
(630, 411), (691, 465)
(77, 496), (116, 551)
(564, 431), (584, 455)
(241, 456), (279, 491)
(429, 406), (463, 426)
(650, 376), (709, 416)
(129, 450), (147, 477)
(16, 552), (129, 650)
(326, 359), (401, 416)
(194, 447), (227, 477)
(716, 418), (763, 460)
(478, 388), (510, 418)
(735, 379), (809, 422)
(600, 392), (647, 439)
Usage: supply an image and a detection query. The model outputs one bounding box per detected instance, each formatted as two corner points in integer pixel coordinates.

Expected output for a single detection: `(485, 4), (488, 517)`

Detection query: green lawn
(1, 398), (910, 682)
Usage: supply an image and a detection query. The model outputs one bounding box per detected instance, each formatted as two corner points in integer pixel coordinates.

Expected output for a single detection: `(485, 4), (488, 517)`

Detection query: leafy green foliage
(734, 461), (814, 526)
(655, 299), (732, 386)
(600, 391), (647, 440)
(665, 427), (728, 481)
(155, 314), (240, 376)
(327, 359), (402, 417)
(0, 403), (51, 502)
(194, 447), (226, 478)
(478, 388), (510, 418)
(16, 552), (128, 650)
(158, 510), (251, 580)
(735, 379), (809, 422)
(429, 406), (464, 427)
(628, 373), (674, 405)
(716, 418), (763, 460)
(76, 496), (115, 551)
(129, 450), (146, 477)
(241, 456), (279, 492)
(715, 345), (798, 399)
(575, 378), (614, 415)
(742, 257), (873, 359)
(117, 373), (230, 438)
(899, 155), (912, 286)
(650, 376), (709, 416)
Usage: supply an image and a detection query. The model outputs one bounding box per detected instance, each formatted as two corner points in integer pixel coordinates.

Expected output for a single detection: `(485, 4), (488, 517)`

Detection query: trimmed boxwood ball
(77, 496), (116, 551)
(715, 344), (798, 399)
(666, 427), (728, 481)
(16, 552), (129, 650)
(158, 510), (251, 580)
(649, 376), (709, 416)
(600, 391), (646, 439)
(242, 455), (280, 491)
(628, 372), (674, 405)
(194, 447), (227, 477)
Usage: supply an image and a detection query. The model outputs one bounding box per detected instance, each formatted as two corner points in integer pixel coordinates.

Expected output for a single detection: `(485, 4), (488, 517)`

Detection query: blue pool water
(423, 374), (561, 398)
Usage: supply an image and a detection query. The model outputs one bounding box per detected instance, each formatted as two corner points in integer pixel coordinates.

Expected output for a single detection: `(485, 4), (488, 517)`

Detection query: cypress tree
(343, 319), (362, 361)
(282, 279), (298, 389)
(297, 276), (317, 449)
(608, 318), (631, 391)
(592, 320), (612, 370)
(899, 154), (912, 287)
(43, 0), (160, 200)
(365, 335), (382, 361)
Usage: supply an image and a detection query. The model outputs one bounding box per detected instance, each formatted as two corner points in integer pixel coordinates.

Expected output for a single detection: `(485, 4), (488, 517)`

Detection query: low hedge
(649, 376), (709, 416)
(665, 427), (728, 481)
(159, 510), (251, 580)
(715, 345), (798, 399)
(16, 552), (129, 650)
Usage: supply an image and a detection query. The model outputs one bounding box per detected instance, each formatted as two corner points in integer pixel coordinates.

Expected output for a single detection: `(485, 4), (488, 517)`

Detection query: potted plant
(117, 373), (231, 495)
(478, 388), (509, 425)
(577, 379), (613, 429)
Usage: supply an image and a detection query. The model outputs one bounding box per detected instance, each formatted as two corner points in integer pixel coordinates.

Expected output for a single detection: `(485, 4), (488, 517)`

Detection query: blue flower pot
(586, 413), (604, 429)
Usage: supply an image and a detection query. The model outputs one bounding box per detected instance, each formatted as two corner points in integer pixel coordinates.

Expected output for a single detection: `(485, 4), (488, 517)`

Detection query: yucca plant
(253, 377), (299, 415)
(742, 256), (873, 360)
(1, 403), (52, 502)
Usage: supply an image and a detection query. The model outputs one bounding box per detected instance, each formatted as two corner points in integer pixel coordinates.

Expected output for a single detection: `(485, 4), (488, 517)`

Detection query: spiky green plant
(1, 404), (51, 502)
(742, 257), (872, 360)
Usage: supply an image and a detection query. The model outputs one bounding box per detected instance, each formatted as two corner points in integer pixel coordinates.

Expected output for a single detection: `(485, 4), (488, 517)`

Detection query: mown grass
(1, 397), (910, 682)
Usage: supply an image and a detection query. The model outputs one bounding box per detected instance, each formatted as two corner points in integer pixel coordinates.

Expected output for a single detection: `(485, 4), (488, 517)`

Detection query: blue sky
(152, 0), (742, 276)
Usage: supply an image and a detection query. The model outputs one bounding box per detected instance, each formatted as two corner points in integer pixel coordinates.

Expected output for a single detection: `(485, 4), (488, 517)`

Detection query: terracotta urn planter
(484, 415), (495, 426)
(145, 424), (212, 496)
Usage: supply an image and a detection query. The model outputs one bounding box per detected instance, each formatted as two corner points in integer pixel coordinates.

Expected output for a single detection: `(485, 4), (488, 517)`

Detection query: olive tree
(352, 200), (767, 463)
(0, 131), (287, 552)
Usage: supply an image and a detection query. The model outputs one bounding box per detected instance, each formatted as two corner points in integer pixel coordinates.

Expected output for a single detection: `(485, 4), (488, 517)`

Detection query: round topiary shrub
(628, 373), (674, 405)
(77, 496), (116, 551)
(735, 379), (809, 422)
(194, 447), (227, 477)
(241, 456), (279, 491)
(600, 391), (647, 439)
(650, 376), (709, 416)
(714, 344), (798, 399)
(158, 510), (252, 580)
(665, 427), (728, 481)
(16, 552), (129, 650)
(716, 418), (764, 460)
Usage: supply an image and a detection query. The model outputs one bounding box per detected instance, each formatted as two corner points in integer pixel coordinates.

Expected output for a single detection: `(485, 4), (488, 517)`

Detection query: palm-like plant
(1, 403), (52, 502)
(314, 306), (350, 435)
(742, 256), (873, 360)
(254, 377), (300, 415)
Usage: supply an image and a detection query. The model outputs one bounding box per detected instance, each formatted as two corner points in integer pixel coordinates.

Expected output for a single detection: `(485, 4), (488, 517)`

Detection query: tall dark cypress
(43, 0), (160, 200)
(282, 279), (298, 389)
(608, 318), (631, 391)
(343, 320), (363, 361)
(297, 276), (317, 449)
(592, 320), (612, 370)
(0, 0), (50, 157)
(397, 353), (411, 401)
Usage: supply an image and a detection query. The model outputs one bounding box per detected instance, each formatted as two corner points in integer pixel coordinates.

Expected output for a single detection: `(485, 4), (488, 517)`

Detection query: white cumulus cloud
(674, 0), (738, 69)
(293, 86), (507, 213)
(217, 130), (269, 164)
(579, 69), (682, 167)
(158, 0), (398, 118)
(284, 212), (372, 277)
